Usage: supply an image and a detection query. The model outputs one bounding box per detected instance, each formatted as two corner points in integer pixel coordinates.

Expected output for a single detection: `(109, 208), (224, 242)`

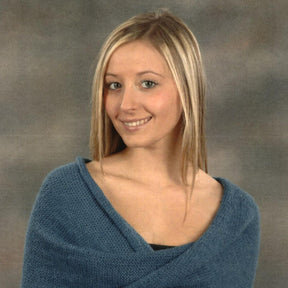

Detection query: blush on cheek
(104, 97), (116, 118)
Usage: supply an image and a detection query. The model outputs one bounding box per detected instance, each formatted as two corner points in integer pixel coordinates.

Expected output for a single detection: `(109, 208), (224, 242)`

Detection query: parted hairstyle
(90, 8), (207, 187)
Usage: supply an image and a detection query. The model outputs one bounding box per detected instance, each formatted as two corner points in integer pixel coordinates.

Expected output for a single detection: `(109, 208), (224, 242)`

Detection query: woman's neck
(116, 142), (184, 186)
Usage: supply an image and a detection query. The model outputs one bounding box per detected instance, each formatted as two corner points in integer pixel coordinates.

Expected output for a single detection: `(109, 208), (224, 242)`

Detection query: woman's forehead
(105, 40), (171, 77)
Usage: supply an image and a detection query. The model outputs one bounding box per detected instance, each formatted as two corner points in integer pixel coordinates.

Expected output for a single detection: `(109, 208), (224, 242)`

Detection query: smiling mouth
(122, 116), (152, 127)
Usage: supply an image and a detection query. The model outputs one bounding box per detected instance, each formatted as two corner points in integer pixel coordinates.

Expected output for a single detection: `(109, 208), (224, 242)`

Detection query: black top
(149, 244), (175, 250)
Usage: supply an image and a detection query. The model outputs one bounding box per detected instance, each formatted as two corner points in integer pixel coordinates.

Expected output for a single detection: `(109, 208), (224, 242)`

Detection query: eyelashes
(105, 82), (121, 90)
(105, 80), (159, 91)
(141, 80), (158, 89)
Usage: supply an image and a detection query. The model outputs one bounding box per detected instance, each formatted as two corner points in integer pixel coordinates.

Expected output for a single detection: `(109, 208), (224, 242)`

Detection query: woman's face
(104, 40), (183, 150)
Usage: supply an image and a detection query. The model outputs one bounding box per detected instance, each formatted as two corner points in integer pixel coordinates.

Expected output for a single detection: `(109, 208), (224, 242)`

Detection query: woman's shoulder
(42, 159), (79, 186)
(196, 168), (256, 206)
(38, 157), (92, 200)
(197, 170), (259, 222)
(85, 153), (127, 180)
(218, 177), (257, 205)
(214, 176), (259, 223)
(33, 157), (93, 213)
(195, 170), (223, 205)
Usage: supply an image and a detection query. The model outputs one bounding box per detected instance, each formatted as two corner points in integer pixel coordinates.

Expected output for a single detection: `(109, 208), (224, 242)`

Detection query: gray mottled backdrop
(0, 0), (287, 287)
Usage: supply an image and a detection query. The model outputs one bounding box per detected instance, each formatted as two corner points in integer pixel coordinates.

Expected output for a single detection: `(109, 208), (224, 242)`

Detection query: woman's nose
(120, 86), (137, 111)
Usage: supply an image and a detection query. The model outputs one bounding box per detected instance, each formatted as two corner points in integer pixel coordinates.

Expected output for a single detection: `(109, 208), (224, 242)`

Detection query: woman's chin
(120, 137), (154, 150)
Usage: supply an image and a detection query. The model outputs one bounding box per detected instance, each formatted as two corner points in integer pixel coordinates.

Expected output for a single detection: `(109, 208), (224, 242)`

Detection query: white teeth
(124, 117), (151, 127)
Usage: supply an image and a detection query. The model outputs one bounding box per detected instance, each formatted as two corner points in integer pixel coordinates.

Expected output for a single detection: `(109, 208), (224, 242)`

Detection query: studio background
(0, 0), (287, 287)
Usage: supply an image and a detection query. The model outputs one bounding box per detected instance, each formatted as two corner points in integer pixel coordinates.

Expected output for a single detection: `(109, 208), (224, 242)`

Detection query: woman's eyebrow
(105, 70), (165, 78)
(105, 72), (118, 77)
(137, 70), (164, 78)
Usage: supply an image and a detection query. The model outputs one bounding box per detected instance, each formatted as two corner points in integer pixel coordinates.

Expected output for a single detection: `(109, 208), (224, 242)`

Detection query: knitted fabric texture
(21, 157), (260, 287)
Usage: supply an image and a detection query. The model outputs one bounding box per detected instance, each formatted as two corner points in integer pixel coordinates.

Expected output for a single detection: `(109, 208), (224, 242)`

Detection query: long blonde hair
(90, 9), (207, 189)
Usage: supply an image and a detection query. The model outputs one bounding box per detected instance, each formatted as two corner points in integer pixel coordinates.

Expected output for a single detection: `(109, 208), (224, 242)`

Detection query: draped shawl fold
(21, 157), (260, 287)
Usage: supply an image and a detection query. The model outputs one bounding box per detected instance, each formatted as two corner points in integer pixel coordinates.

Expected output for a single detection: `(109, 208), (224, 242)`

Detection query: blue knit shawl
(21, 157), (260, 287)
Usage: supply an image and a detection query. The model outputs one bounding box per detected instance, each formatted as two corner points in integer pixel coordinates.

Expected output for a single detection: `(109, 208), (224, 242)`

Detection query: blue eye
(141, 80), (158, 89)
(106, 82), (121, 90)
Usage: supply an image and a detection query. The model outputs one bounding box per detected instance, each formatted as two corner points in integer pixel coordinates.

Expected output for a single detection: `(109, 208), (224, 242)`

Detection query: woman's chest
(96, 177), (219, 246)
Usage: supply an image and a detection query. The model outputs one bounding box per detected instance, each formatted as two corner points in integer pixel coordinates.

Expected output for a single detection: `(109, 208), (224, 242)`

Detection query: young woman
(21, 9), (260, 288)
